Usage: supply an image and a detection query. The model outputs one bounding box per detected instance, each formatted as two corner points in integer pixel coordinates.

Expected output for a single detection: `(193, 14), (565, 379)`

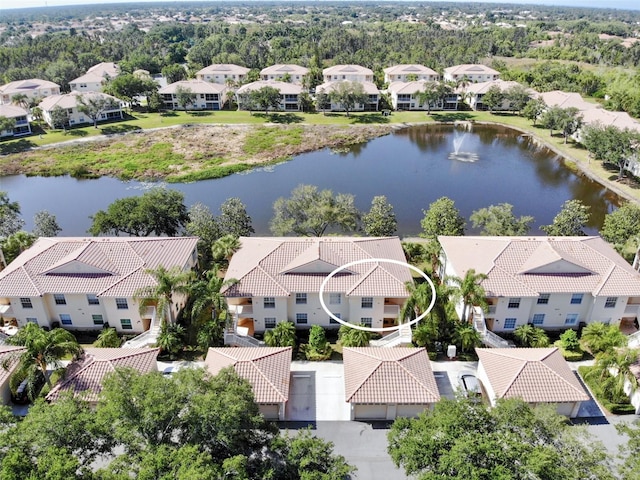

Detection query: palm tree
(264, 321), (296, 348)
(400, 280), (434, 323)
(134, 265), (195, 327)
(448, 269), (488, 323)
(454, 323), (481, 353)
(156, 323), (186, 359)
(514, 324), (550, 347)
(93, 327), (122, 348)
(190, 266), (237, 322)
(212, 234), (241, 267)
(4, 323), (82, 395)
(585, 348), (640, 402)
(338, 324), (372, 347)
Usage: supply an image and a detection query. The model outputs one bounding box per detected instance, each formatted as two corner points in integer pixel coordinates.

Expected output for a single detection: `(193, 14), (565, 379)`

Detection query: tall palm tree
(400, 281), (434, 323)
(585, 348), (640, 402)
(134, 265), (195, 326)
(448, 269), (488, 323)
(4, 323), (82, 395)
(454, 323), (481, 354)
(190, 266), (237, 322)
(212, 234), (241, 267)
(264, 321), (296, 348)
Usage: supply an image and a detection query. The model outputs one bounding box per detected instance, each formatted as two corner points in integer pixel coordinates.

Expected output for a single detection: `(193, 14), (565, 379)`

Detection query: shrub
(581, 322), (626, 355)
(578, 366), (636, 415)
(304, 325), (332, 361)
(559, 329), (581, 352)
(554, 341), (584, 361)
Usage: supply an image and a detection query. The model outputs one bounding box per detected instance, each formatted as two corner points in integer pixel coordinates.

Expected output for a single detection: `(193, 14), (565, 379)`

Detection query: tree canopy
(541, 199), (591, 236)
(470, 203), (533, 236)
(362, 195), (397, 237)
(420, 196), (465, 240)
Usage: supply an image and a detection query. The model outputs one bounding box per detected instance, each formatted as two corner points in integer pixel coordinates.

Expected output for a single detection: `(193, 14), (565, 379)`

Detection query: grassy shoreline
(1, 109), (639, 204)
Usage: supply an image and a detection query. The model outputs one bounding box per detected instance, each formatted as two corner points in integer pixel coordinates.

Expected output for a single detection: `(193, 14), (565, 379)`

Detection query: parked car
(458, 371), (481, 398)
(11, 372), (46, 405)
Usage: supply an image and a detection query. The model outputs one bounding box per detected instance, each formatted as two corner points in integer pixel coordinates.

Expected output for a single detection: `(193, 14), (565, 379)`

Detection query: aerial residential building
(535, 90), (595, 111)
(158, 80), (228, 110)
(343, 347), (440, 420)
(443, 64), (500, 84)
(260, 64), (309, 85)
(0, 78), (61, 105)
(46, 348), (160, 405)
(69, 62), (120, 93)
(235, 80), (303, 111)
(438, 236), (640, 334)
(0, 104), (31, 137)
(383, 65), (439, 83)
(204, 347), (291, 420)
(316, 81), (380, 112)
(195, 64), (250, 85)
(463, 79), (535, 111)
(38, 91), (124, 128)
(476, 347), (590, 417)
(322, 65), (374, 83)
(222, 237), (412, 341)
(387, 80), (459, 111)
(0, 237), (199, 334)
(0, 346), (25, 405)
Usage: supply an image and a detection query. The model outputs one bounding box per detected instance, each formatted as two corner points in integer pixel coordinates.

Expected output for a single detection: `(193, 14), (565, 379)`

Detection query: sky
(1, 0), (639, 12)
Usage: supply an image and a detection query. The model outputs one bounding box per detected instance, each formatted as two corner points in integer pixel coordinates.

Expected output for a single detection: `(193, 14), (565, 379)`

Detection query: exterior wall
(384, 73), (439, 83)
(161, 92), (226, 111)
(0, 379), (11, 405)
(253, 297), (289, 333)
(352, 403), (429, 420)
(259, 403), (282, 420)
(323, 73), (373, 83)
(197, 73), (246, 84)
(0, 116), (31, 138)
(69, 82), (103, 93)
(42, 105), (124, 128)
(444, 72), (500, 83)
(390, 92), (454, 111)
(327, 97), (379, 112)
(476, 362), (496, 406)
(261, 74), (307, 85)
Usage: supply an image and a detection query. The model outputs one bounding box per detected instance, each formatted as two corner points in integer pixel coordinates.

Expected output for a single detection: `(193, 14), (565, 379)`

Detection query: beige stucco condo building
(439, 236), (640, 334)
(222, 237), (412, 341)
(0, 237), (198, 334)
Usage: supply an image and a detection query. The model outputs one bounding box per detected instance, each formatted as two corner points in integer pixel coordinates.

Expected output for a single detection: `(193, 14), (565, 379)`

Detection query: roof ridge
(46, 356), (99, 398)
(593, 264), (616, 296)
(97, 265), (146, 296)
(345, 263), (378, 296)
(247, 355), (288, 402)
(395, 349), (437, 394)
(91, 347), (160, 361)
(347, 357), (383, 402)
(23, 265), (43, 296)
(538, 358), (589, 397)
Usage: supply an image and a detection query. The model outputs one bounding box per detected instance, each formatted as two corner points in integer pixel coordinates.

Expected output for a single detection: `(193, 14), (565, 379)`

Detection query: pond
(0, 123), (620, 237)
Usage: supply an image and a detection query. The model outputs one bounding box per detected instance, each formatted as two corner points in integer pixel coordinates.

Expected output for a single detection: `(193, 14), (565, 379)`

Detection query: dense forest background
(1, 2), (640, 115)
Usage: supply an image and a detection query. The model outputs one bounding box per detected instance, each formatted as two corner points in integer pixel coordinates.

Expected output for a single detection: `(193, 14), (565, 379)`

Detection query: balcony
(229, 304), (253, 317)
(383, 305), (400, 317)
(625, 304), (640, 316)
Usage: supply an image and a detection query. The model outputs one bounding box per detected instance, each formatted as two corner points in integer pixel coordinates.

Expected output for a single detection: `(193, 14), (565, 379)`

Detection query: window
(20, 297), (33, 309)
(605, 297), (617, 309)
(296, 293), (307, 305)
(504, 318), (517, 329)
(296, 313), (308, 325)
(120, 319), (132, 330)
(571, 293), (583, 305)
(59, 314), (72, 325)
(263, 297), (275, 309)
(507, 298), (520, 309)
(532, 314), (545, 326)
(115, 298), (128, 309)
(565, 314), (578, 325)
(265, 318), (277, 329)
(92, 314), (104, 326)
(330, 313), (341, 324)
(537, 293), (550, 305)
(361, 317), (373, 328)
(54, 294), (66, 305)
(26, 318), (38, 324)
(329, 293), (341, 305)
(361, 297), (373, 309)
(87, 294), (100, 305)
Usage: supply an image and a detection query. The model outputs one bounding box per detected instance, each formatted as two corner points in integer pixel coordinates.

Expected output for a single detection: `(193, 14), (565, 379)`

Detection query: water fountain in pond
(448, 125), (479, 162)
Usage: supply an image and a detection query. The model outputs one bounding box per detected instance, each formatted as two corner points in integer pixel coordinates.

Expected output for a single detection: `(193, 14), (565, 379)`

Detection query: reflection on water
(1, 124), (621, 237)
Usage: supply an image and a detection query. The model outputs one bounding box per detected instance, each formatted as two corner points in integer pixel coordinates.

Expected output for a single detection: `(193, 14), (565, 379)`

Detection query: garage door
(396, 405), (427, 418)
(354, 404), (388, 420)
(260, 404), (280, 420)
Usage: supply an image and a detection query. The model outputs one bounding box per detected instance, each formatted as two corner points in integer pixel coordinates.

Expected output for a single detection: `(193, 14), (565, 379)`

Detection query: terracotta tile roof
(384, 64), (438, 76)
(196, 64), (250, 76)
(536, 90), (595, 111)
(317, 81), (379, 95)
(343, 347), (440, 404)
(159, 80), (227, 95)
(387, 80), (444, 95)
(46, 347), (159, 403)
(204, 347), (291, 403)
(0, 237), (199, 298)
(0, 104), (29, 118)
(260, 64), (309, 76)
(0, 78), (60, 96)
(0, 346), (26, 387)
(444, 64), (500, 76)
(323, 64), (374, 76)
(39, 92), (123, 111)
(465, 79), (536, 95)
(86, 62), (119, 77)
(236, 80), (303, 95)
(477, 347), (589, 403)
(438, 236), (640, 298)
(223, 237), (412, 299)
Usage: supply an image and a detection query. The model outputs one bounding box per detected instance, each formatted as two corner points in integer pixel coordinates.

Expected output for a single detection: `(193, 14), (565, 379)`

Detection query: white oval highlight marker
(318, 257), (436, 333)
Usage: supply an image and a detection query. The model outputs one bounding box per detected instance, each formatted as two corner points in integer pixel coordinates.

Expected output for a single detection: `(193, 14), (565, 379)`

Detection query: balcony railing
(383, 305), (400, 317)
(472, 306), (512, 349)
(123, 307), (158, 349)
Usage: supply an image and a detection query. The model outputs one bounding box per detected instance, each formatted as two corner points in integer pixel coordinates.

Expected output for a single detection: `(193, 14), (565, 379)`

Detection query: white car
(458, 371), (481, 398)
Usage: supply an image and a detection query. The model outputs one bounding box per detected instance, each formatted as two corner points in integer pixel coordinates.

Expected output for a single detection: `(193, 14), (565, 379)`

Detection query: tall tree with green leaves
(249, 86), (282, 114)
(77, 94), (121, 128)
(362, 195), (397, 237)
(5, 323), (83, 394)
(328, 81), (369, 117)
(470, 203), (533, 236)
(93, 328), (122, 348)
(420, 196), (465, 240)
(522, 97), (547, 126)
(218, 197), (254, 238)
(581, 322), (627, 355)
(581, 124), (639, 180)
(190, 266), (236, 323)
(211, 233), (241, 266)
(134, 265), (195, 326)
(32, 210), (62, 237)
(542, 199), (591, 236)
(0, 191), (24, 238)
(49, 106), (70, 130)
(0, 231), (36, 264)
(174, 85), (197, 112)
(448, 268), (488, 323)
(481, 84), (505, 112)
(0, 115), (16, 134)
(271, 184), (360, 236)
(601, 202), (640, 247)
(584, 347), (640, 404)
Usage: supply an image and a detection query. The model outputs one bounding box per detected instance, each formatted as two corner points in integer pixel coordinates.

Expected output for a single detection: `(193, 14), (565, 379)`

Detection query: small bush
(304, 325), (332, 361)
(553, 340), (584, 361)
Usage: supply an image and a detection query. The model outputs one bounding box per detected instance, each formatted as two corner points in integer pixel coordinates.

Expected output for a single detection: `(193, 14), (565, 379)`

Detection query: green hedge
(578, 366), (637, 415)
(553, 341), (584, 361)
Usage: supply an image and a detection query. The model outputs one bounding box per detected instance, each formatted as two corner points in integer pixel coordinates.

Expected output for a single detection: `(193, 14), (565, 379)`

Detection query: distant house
(535, 90), (594, 111)
(38, 91), (124, 128)
(236, 80), (303, 111)
(204, 347), (291, 420)
(438, 236), (640, 333)
(323, 65), (374, 83)
(0, 104), (31, 138)
(476, 347), (589, 417)
(463, 79), (535, 111)
(0, 346), (26, 405)
(158, 80), (228, 110)
(69, 62), (120, 93)
(0, 78), (61, 105)
(222, 237), (412, 340)
(443, 64), (500, 84)
(0, 237), (199, 334)
(46, 348), (159, 405)
(260, 64), (309, 85)
(343, 347), (440, 420)
(383, 64), (439, 83)
(387, 80), (459, 111)
(195, 64), (250, 85)
(316, 81), (380, 112)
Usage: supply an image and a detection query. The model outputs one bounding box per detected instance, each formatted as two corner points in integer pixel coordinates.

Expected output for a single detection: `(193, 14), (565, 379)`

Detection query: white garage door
(396, 404), (427, 418)
(260, 404), (280, 420)
(354, 404), (388, 420)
